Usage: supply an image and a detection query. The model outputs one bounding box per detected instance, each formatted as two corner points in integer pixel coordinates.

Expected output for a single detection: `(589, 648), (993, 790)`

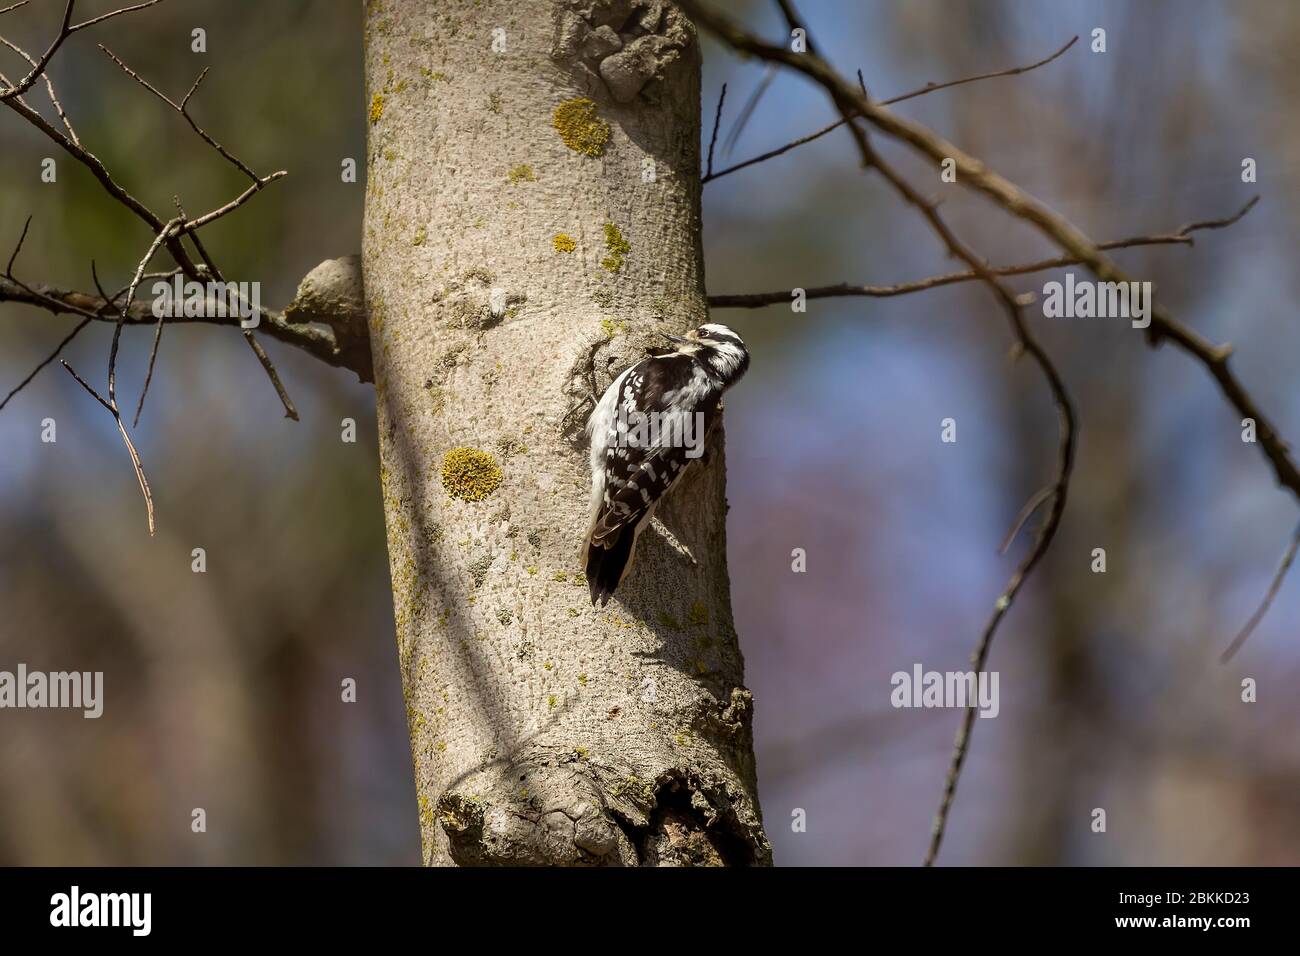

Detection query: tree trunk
(362, 0), (770, 866)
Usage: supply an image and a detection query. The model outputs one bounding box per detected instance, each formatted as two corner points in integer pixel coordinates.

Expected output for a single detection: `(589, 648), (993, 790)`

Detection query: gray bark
(362, 0), (770, 865)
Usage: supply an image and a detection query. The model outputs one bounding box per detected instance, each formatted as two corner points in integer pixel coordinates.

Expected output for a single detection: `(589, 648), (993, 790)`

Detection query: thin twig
(59, 357), (112, 412)
(68, 0), (164, 33)
(1220, 521), (1300, 664)
(0, 33), (79, 144)
(885, 34), (1077, 105)
(1, 87), (204, 277)
(178, 172), (288, 234)
(705, 82), (726, 178)
(149, 201), (299, 422)
(120, 217), (180, 319)
(241, 329), (299, 421)
(90, 221), (180, 444)
(60, 359), (155, 535)
(98, 46), (262, 183)
(0, 316), (91, 410)
(4, 218), (115, 326)
(131, 201), (200, 426)
(720, 64), (774, 158)
(0, 0), (165, 101)
(708, 197), (1259, 308)
(999, 485), (1057, 555)
(132, 270), (177, 426)
(5, 212), (30, 275)
(0, 0), (73, 101)
(703, 34), (1078, 184)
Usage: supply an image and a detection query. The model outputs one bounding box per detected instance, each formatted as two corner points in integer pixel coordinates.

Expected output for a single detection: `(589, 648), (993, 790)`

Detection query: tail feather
(585, 525), (635, 607)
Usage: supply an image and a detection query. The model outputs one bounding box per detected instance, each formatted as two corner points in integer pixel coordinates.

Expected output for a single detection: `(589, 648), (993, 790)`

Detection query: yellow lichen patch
(552, 233), (577, 253)
(507, 163), (536, 184)
(601, 222), (630, 273)
(369, 93), (386, 124)
(441, 447), (503, 502)
(552, 97), (610, 156)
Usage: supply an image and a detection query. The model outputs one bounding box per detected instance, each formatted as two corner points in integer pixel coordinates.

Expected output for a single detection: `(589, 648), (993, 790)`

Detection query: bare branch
(0, 0), (165, 102)
(0, 315), (90, 410)
(703, 34), (1078, 185)
(0, 274), (350, 372)
(107, 218), (181, 424)
(179, 65), (206, 108)
(683, 1), (1300, 511)
(59, 356), (112, 413)
(99, 46), (263, 183)
(885, 34), (1078, 105)
(1, 89), (204, 277)
(68, 0), (164, 33)
(2, 217), (119, 337)
(60, 358), (155, 535)
(850, 126), (1076, 871)
(2, 31), (297, 423)
(686, 0), (1300, 864)
(240, 329), (299, 421)
(178, 172), (288, 235)
(751, 0), (1077, 867)
(708, 197), (1259, 308)
(142, 201), (299, 423)
(0, 33), (79, 144)
(0, 0), (73, 101)
(120, 217), (181, 320)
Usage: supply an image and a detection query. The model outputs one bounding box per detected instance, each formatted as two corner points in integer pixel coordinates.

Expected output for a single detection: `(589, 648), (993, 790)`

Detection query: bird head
(663, 323), (750, 384)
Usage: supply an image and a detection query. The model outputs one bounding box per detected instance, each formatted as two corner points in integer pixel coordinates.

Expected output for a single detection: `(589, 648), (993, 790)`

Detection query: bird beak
(664, 332), (690, 345)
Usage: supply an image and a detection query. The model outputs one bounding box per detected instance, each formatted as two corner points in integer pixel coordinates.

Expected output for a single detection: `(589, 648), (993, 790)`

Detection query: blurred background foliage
(1, 0), (1297, 865)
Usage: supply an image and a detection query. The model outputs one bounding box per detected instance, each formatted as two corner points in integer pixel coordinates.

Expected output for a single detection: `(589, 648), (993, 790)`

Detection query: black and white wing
(583, 353), (718, 606)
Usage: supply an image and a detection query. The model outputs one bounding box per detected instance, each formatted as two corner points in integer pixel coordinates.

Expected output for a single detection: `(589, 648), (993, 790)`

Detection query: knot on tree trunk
(436, 749), (771, 866)
(283, 254), (373, 382)
(552, 0), (695, 103)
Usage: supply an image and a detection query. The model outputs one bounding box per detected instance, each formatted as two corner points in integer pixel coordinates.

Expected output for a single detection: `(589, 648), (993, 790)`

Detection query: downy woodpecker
(582, 323), (750, 606)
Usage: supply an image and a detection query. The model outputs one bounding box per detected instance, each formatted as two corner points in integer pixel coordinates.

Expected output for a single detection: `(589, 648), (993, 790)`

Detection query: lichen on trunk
(363, 0), (770, 866)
